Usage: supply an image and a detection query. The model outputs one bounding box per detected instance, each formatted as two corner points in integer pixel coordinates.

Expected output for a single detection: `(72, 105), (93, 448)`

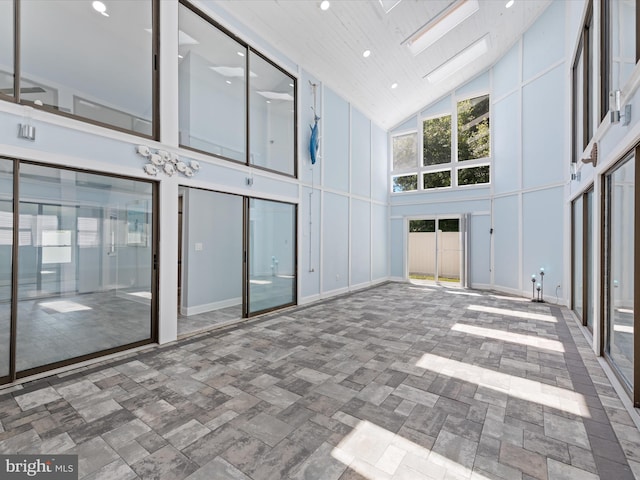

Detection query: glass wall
(585, 189), (594, 330)
(178, 4), (246, 162)
(0, 160), (12, 379)
(20, 0), (154, 135)
(605, 155), (635, 389)
(0, 0), (13, 98)
(16, 164), (155, 373)
(611, 0), (637, 92)
(248, 199), (296, 314)
(572, 195), (584, 320)
(249, 51), (296, 176)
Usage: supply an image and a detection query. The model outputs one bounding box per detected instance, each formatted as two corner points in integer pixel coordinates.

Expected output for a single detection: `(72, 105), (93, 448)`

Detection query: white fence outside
(408, 231), (460, 279)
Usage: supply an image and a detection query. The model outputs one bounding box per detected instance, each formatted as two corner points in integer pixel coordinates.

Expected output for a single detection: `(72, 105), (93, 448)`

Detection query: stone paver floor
(1, 282), (639, 479)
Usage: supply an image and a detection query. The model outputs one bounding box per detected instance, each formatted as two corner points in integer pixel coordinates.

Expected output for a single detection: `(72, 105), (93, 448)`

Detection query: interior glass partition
(20, 0), (154, 136)
(178, 3), (246, 162)
(16, 164), (155, 374)
(604, 154), (635, 390)
(585, 188), (594, 330)
(247, 199), (296, 315)
(0, 0), (13, 98)
(249, 51), (296, 176)
(0, 160), (12, 379)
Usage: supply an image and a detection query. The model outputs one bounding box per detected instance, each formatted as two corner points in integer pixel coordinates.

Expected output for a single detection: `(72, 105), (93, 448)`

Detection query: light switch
(195, 242), (203, 251)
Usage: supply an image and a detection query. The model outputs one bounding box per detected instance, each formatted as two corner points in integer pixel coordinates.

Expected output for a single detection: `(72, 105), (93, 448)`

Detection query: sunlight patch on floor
(39, 300), (92, 313)
(451, 323), (565, 353)
(468, 304), (557, 322)
(331, 420), (491, 480)
(416, 353), (588, 417)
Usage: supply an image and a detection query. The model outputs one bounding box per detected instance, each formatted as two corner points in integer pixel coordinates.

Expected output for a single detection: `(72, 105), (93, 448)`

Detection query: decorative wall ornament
(136, 145), (200, 178)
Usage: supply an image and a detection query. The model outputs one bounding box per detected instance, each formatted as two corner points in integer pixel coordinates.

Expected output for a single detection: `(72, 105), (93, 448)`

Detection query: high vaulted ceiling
(209, 0), (551, 129)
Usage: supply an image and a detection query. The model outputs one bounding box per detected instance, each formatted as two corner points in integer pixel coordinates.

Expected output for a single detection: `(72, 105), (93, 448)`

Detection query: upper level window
(178, 4), (246, 162)
(573, 1), (593, 162)
(0, 1), (13, 99)
(249, 50), (296, 176)
(423, 115), (451, 166)
(457, 95), (490, 161)
(392, 132), (417, 170)
(391, 94), (491, 193)
(602, 0), (638, 120)
(19, 0), (155, 137)
(178, 2), (297, 177)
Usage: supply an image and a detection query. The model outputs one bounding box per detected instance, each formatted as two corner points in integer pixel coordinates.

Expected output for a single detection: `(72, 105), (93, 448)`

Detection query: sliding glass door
(604, 152), (635, 396)
(247, 198), (296, 315)
(572, 187), (594, 330)
(0, 160), (12, 381)
(0, 159), (157, 381)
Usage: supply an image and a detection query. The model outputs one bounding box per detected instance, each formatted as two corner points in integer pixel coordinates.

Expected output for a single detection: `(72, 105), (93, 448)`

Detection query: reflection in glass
(0, 0), (13, 97)
(423, 170), (451, 189)
(423, 115), (451, 166)
(249, 51), (295, 175)
(20, 0), (153, 135)
(408, 219), (436, 280)
(611, 0), (636, 91)
(606, 156), (635, 388)
(458, 165), (490, 185)
(0, 160), (12, 378)
(178, 5), (246, 161)
(16, 164), (154, 372)
(248, 199), (296, 314)
(392, 174), (418, 192)
(393, 133), (417, 170)
(573, 45), (585, 160)
(572, 195), (584, 320)
(458, 95), (490, 161)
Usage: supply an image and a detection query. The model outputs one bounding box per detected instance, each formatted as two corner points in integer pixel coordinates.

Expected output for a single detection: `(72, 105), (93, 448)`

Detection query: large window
(0, 160), (12, 381)
(572, 1), (594, 162)
(391, 94), (490, 193)
(178, 4), (246, 162)
(178, 2), (297, 177)
(604, 152), (636, 399)
(601, 0), (638, 121)
(18, 0), (155, 136)
(572, 188), (595, 332)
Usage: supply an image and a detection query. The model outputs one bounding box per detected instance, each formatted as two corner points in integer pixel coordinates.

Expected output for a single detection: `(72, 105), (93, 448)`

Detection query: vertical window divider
(245, 47), (251, 167)
(152, 0), (160, 141)
(242, 197), (249, 318)
(13, 0), (20, 103)
(9, 160), (19, 383)
(634, 144), (640, 407)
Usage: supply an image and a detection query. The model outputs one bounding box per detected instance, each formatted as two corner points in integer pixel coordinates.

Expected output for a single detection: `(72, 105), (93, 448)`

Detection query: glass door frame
(571, 185), (594, 330)
(3, 157), (159, 384)
(243, 197), (298, 317)
(405, 214), (465, 287)
(601, 145), (640, 406)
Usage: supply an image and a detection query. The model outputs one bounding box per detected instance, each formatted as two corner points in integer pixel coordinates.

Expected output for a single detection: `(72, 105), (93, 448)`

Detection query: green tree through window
(458, 95), (490, 161)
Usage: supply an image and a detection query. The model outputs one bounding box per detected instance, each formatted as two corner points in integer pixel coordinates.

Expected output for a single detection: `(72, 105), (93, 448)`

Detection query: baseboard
(182, 297), (242, 316)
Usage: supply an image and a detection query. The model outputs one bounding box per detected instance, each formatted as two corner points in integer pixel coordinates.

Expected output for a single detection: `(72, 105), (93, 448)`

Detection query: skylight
(425, 35), (489, 84)
(405, 0), (479, 56)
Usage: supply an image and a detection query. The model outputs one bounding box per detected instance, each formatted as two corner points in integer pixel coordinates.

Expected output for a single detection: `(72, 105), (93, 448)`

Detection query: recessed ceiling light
(237, 51), (245, 57)
(226, 80), (232, 85)
(505, 0), (514, 7)
(92, 1), (109, 16)
(289, 83), (294, 87)
(363, 50), (371, 58)
(404, 0), (479, 56)
(178, 54), (184, 59)
(320, 1), (330, 11)
(391, 82), (398, 89)
(266, 100), (271, 104)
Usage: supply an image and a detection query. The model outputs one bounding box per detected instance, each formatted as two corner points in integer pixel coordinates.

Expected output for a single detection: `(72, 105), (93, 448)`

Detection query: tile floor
(1, 282), (639, 479)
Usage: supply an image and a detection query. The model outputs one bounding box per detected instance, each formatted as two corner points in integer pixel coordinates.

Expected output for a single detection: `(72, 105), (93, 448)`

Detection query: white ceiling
(209, 0), (552, 129)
